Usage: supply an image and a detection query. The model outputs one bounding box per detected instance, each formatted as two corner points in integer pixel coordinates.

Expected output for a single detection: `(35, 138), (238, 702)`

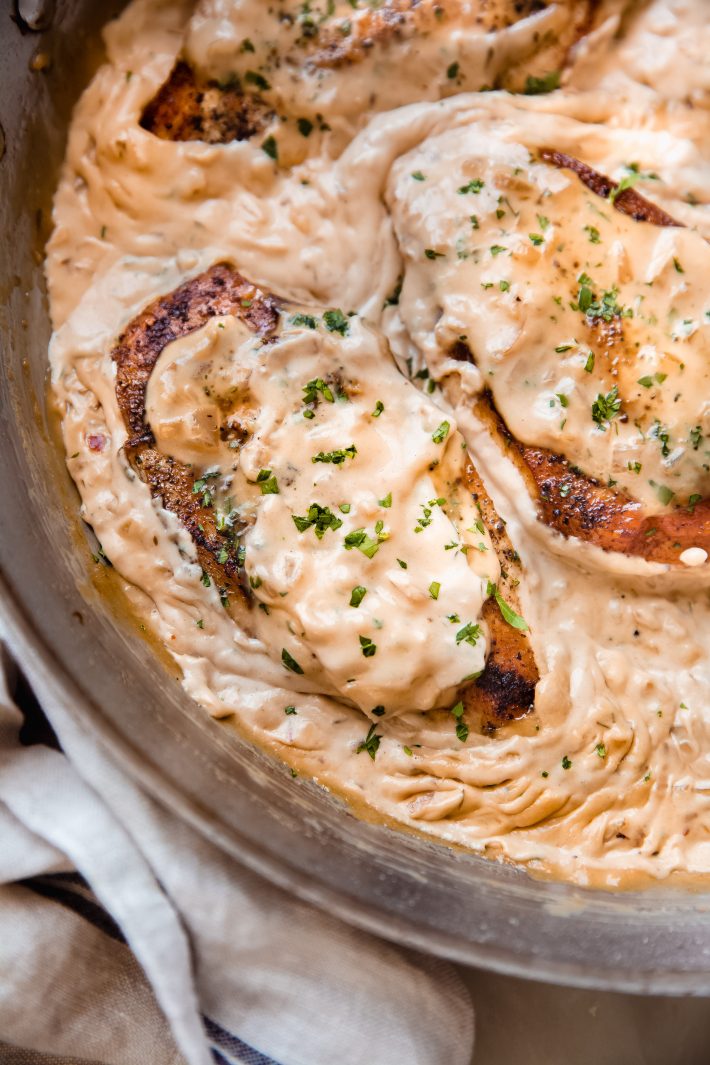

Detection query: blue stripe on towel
(20, 875), (285, 1065)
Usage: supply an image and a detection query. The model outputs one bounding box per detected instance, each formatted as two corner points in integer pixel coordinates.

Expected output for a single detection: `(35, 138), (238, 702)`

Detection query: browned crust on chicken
(113, 263), (280, 601)
(474, 395), (710, 564)
(539, 149), (682, 228)
(139, 2), (601, 146)
(313, 0), (551, 69)
(445, 152), (707, 566)
(461, 460), (538, 730)
(113, 263), (537, 724)
(140, 60), (272, 143)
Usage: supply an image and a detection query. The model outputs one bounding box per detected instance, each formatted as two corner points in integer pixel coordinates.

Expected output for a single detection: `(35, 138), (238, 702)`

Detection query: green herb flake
(284, 705), (297, 715)
(584, 225), (601, 244)
(356, 723), (381, 760)
(524, 71), (560, 95)
(261, 135), (278, 160)
(584, 351), (595, 373)
(562, 755), (572, 770)
(529, 233), (544, 246)
(432, 421), (450, 444)
(379, 491), (392, 508)
(595, 742), (607, 758)
(290, 312), (318, 329)
(350, 585), (367, 608)
(372, 400), (385, 417)
(411, 170), (426, 181)
(245, 70), (271, 91)
(312, 444), (357, 465)
(429, 581), (441, 600)
(425, 248), (445, 260)
(487, 580), (529, 631)
(455, 622), (482, 647)
(446, 61), (459, 79)
(323, 308), (350, 335)
(292, 503), (343, 539)
(458, 178), (485, 195)
(297, 117), (313, 137)
(591, 385), (621, 430)
(397, 558), (408, 569)
(359, 634), (377, 658)
(281, 648), (304, 674)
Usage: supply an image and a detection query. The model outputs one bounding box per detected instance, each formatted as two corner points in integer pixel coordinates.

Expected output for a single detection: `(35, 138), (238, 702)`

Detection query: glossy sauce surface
(48, 0), (710, 887)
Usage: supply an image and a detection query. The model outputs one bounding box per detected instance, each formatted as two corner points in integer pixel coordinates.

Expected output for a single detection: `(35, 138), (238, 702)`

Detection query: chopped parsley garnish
(596, 742), (607, 758)
(584, 351), (595, 373)
(284, 705), (297, 715)
(490, 244), (506, 256)
(411, 170), (426, 181)
(356, 723), (381, 760)
(201, 570), (211, 588)
(297, 117), (313, 137)
(281, 648), (304, 674)
(323, 308), (350, 335)
(609, 172), (639, 205)
(673, 257), (684, 274)
(350, 585), (367, 608)
(397, 558), (408, 569)
(429, 581), (441, 600)
(261, 135), (278, 160)
(584, 225), (601, 244)
(529, 233), (544, 246)
(446, 61), (459, 79)
(292, 503), (343, 539)
(302, 377), (334, 416)
(499, 280), (510, 292)
(338, 503), (351, 514)
(290, 312), (318, 329)
(486, 581), (529, 631)
(556, 393), (569, 408)
(450, 700), (468, 743)
(591, 385), (621, 430)
(562, 755), (572, 770)
(255, 468), (279, 494)
(379, 492), (392, 508)
(372, 400), (384, 417)
(312, 444), (357, 465)
(689, 426), (703, 450)
(650, 420), (671, 456)
(344, 524), (389, 558)
(196, 619), (204, 629)
(652, 482), (675, 506)
(523, 71), (560, 95)
(638, 373), (666, 389)
(425, 248), (445, 260)
(432, 421), (450, 444)
(455, 622), (482, 647)
(359, 635), (377, 657)
(245, 70), (271, 91)
(457, 178), (484, 195)
(555, 344), (572, 353)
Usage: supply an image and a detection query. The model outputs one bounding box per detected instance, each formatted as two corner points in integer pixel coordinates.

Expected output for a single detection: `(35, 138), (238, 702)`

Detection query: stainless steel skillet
(2, 0), (710, 994)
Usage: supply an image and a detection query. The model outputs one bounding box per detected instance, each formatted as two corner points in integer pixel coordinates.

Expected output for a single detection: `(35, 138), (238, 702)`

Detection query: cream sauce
(48, 0), (710, 887)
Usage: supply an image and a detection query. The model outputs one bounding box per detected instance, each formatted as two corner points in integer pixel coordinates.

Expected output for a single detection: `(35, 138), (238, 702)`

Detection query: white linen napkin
(0, 634), (475, 1065)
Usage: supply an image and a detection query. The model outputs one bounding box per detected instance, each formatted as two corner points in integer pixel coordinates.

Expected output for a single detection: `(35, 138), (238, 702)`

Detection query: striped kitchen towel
(0, 640), (474, 1065)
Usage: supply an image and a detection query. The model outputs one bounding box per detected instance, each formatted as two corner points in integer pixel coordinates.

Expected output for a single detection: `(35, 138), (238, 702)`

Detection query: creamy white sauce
(48, 0), (710, 887)
(147, 312), (495, 716)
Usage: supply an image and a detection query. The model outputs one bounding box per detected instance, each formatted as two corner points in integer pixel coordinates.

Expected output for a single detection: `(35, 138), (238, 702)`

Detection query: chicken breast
(112, 263), (538, 727)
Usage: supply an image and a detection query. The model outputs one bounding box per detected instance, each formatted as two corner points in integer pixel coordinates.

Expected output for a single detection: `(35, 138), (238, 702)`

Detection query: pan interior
(1, 0), (710, 994)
